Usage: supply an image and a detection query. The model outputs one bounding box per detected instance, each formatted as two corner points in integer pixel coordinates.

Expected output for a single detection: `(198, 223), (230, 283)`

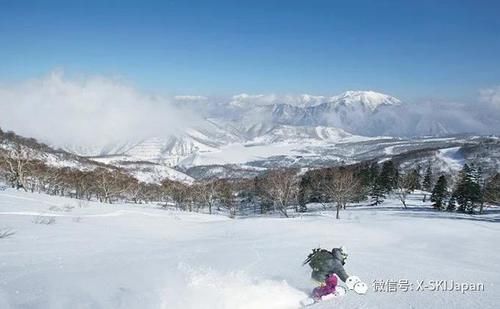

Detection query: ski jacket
(310, 248), (349, 283)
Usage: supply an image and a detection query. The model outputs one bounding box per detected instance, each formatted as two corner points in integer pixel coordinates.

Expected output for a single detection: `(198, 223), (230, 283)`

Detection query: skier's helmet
(332, 246), (348, 263)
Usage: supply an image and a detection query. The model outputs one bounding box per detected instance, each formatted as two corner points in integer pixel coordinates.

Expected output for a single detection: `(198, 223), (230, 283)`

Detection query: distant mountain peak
(331, 90), (401, 111)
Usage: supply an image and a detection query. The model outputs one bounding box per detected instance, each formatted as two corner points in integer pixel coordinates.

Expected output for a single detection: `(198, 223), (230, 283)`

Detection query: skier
(302, 246), (367, 304)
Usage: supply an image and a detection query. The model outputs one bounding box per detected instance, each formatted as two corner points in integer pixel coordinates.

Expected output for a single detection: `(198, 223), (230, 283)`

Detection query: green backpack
(303, 248), (333, 269)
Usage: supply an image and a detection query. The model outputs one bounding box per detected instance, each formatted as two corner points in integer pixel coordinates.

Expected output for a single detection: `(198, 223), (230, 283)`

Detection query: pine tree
(431, 175), (448, 210)
(368, 162), (380, 185)
(472, 165), (485, 214)
(370, 178), (385, 206)
(454, 164), (481, 214)
(367, 163), (384, 205)
(455, 165), (468, 213)
(423, 165), (433, 192)
(379, 160), (397, 193)
(357, 164), (372, 189)
(468, 166), (482, 213)
(297, 174), (310, 212)
(447, 194), (456, 211)
(415, 164), (423, 190)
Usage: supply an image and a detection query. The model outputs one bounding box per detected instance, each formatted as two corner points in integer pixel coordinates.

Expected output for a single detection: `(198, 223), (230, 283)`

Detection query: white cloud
(0, 71), (198, 150)
(480, 85), (500, 109)
(174, 95), (208, 101)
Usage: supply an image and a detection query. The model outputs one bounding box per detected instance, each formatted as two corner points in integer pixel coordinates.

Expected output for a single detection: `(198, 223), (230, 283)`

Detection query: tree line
(431, 164), (499, 214)
(1, 141), (499, 218)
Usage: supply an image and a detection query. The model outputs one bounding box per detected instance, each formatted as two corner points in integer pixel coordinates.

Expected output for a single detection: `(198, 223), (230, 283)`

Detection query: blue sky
(0, 0), (499, 100)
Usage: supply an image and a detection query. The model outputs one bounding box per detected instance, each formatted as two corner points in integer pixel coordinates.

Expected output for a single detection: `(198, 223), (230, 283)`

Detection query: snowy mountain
(64, 89), (475, 158)
(28, 89), (496, 180)
(219, 90), (410, 138)
(330, 90), (401, 111)
(56, 90), (428, 160)
(226, 90), (399, 110)
(223, 90), (402, 131)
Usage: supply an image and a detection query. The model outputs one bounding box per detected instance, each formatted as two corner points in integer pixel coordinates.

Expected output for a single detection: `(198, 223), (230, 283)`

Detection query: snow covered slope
(0, 130), (193, 183)
(90, 158), (194, 184)
(0, 131), (104, 171)
(84, 134), (500, 180)
(85, 124), (372, 169)
(0, 189), (499, 308)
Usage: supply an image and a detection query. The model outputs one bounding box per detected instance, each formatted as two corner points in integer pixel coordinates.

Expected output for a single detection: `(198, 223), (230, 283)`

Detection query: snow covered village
(1, 1), (499, 308)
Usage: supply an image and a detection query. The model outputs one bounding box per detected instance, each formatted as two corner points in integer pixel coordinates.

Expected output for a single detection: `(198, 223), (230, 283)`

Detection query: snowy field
(0, 189), (499, 309)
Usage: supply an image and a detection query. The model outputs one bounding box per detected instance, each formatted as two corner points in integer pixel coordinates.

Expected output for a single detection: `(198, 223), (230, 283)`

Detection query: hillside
(0, 128), (193, 184)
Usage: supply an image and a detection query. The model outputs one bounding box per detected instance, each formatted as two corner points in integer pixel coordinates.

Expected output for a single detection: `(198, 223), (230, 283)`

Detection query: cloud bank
(0, 72), (198, 152)
(360, 97), (500, 137)
(480, 85), (500, 109)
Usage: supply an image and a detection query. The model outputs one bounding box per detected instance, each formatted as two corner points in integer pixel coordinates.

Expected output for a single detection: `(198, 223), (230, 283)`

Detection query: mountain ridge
(49, 90), (498, 174)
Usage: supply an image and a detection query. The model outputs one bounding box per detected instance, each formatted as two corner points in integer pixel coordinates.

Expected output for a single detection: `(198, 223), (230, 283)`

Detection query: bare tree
(195, 179), (219, 214)
(93, 168), (134, 203)
(126, 178), (144, 203)
(141, 183), (163, 203)
(261, 169), (298, 218)
(23, 160), (47, 193)
(0, 144), (35, 190)
(78, 171), (97, 201)
(162, 179), (191, 210)
(216, 179), (236, 218)
(484, 173), (500, 207)
(394, 172), (414, 209)
(323, 168), (360, 219)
